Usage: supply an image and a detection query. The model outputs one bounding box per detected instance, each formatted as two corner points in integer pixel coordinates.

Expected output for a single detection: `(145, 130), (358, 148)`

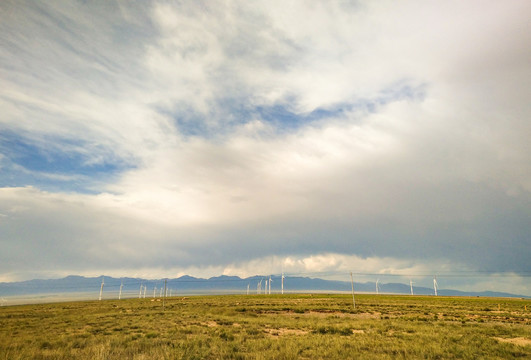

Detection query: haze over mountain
(0, 275), (526, 304)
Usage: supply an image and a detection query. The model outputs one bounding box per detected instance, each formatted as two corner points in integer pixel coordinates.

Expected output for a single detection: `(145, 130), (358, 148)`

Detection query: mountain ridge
(0, 275), (527, 299)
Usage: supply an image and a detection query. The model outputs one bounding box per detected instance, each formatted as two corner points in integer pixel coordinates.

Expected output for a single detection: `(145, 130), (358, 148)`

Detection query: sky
(0, 0), (530, 295)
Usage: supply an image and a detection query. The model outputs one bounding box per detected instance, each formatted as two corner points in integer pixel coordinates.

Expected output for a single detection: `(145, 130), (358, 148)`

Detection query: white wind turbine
(119, 281), (123, 300)
(410, 279), (414, 295)
(375, 279), (380, 295)
(269, 276), (272, 295)
(433, 276), (438, 296)
(99, 277), (104, 301)
(281, 272), (285, 295)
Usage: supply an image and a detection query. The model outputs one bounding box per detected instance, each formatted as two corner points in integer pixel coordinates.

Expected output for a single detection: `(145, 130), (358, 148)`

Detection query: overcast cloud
(0, 0), (530, 295)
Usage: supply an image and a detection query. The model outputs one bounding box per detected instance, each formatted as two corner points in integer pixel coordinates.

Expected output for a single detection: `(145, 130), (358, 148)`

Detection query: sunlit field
(1, 294), (529, 359)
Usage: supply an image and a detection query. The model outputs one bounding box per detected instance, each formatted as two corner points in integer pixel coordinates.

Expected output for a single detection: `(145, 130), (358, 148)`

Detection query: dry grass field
(0, 294), (529, 359)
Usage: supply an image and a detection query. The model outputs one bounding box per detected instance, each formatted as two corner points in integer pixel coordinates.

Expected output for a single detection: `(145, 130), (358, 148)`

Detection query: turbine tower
(375, 279), (380, 295)
(410, 279), (414, 295)
(433, 276), (438, 296)
(281, 272), (285, 295)
(99, 277), (104, 301)
(119, 281), (123, 300)
(350, 272), (355, 309)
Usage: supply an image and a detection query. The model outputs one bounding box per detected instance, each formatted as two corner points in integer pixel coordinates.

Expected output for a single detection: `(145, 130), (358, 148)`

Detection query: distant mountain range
(0, 275), (527, 300)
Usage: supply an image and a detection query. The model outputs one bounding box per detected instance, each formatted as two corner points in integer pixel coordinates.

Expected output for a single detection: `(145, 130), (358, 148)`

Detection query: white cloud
(0, 1), (530, 296)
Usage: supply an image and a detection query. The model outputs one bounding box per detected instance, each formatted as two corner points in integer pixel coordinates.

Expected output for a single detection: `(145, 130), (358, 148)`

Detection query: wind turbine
(119, 281), (123, 300)
(247, 283), (250, 295)
(139, 283), (143, 298)
(375, 279), (380, 295)
(433, 276), (438, 296)
(281, 272), (285, 295)
(269, 276), (272, 295)
(143, 285), (147, 298)
(410, 279), (414, 295)
(350, 272), (355, 309)
(153, 286), (156, 298)
(99, 277), (104, 301)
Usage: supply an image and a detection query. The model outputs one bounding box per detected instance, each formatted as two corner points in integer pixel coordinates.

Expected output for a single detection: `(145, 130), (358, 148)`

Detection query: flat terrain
(0, 294), (529, 359)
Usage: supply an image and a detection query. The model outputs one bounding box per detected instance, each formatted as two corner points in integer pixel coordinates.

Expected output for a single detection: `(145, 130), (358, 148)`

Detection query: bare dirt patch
(494, 337), (531, 347)
(264, 328), (309, 337)
(283, 310), (380, 319)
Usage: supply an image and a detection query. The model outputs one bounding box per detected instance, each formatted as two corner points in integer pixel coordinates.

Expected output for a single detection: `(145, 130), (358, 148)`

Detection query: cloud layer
(1, 1), (530, 294)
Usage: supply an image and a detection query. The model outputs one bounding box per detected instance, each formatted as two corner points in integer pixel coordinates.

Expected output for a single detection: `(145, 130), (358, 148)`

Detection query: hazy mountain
(0, 275), (526, 299)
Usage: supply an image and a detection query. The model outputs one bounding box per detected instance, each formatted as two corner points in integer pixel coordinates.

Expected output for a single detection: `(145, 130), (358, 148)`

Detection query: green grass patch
(0, 294), (529, 359)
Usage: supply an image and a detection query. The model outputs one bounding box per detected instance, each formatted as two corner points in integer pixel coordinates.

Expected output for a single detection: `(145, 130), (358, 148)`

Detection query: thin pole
(163, 279), (167, 311)
(281, 273), (284, 295)
(99, 277), (104, 301)
(350, 272), (355, 309)
(119, 281), (123, 300)
(153, 286), (156, 298)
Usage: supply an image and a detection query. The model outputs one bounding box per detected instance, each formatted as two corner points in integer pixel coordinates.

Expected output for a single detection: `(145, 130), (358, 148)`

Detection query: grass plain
(0, 294), (529, 359)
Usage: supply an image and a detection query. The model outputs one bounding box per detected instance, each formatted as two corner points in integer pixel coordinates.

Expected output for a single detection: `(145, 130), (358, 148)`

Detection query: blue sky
(0, 0), (530, 295)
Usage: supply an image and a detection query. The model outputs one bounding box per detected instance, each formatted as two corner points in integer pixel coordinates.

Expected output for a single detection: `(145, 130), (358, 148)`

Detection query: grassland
(0, 294), (529, 359)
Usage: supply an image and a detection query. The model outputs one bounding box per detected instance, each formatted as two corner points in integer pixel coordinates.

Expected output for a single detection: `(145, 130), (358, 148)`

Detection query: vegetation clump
(0, 294), (529, 359)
